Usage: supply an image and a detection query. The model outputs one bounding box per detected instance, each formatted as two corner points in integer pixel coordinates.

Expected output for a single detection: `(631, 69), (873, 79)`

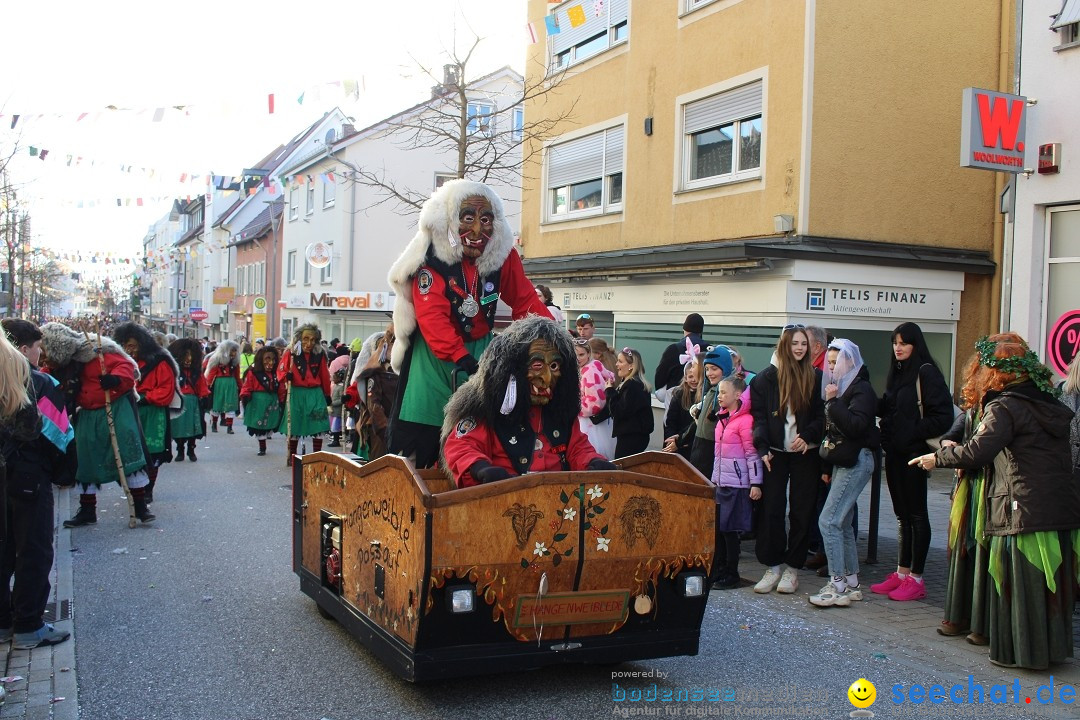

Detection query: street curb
(52, 488), (78, 720)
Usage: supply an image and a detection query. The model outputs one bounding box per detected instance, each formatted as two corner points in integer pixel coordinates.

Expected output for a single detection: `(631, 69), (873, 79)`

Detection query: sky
(0, 0), (530, 264)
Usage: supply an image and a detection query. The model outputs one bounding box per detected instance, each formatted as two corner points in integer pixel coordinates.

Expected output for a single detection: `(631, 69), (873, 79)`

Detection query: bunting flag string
(0, 78), (364, 128)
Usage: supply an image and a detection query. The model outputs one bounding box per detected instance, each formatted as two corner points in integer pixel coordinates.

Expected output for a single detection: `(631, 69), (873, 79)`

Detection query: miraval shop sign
(281, 290), (395, 311)
(960, 87), (1029, 172)
(789, 283), (959, 321)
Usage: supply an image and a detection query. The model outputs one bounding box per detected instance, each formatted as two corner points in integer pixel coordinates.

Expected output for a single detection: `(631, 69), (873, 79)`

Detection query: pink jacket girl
(579, 358), (614, 418)
(712, 386), (763, 489)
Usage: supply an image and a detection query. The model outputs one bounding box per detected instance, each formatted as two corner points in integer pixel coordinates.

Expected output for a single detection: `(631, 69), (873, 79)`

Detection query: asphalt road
(69, 430), (1063, 720)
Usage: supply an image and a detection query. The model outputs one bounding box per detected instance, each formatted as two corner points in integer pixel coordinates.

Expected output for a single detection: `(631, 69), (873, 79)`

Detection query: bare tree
(345, 34), (577, 214)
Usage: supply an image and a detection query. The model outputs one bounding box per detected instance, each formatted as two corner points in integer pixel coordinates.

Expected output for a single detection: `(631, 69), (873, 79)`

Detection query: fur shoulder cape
(41, 322), (138, 378)
(113, 322), (180, 380)
(387, 179), (517, 372)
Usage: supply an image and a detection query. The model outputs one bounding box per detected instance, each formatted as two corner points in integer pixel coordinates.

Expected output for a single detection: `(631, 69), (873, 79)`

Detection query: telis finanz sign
(960, 87), (1028, 173)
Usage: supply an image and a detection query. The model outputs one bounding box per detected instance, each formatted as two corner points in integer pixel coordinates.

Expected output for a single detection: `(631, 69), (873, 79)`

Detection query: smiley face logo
(848, 678), (876, 709)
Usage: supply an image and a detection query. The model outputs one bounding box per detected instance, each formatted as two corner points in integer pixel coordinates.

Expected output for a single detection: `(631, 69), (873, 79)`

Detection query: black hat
(683, 313), (704, 335)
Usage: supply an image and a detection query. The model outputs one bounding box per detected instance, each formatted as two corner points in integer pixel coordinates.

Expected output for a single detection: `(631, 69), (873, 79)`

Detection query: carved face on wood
(503, 502), (545, 550)
(527, 339), (562, 406)
(618, 496), (661, 549)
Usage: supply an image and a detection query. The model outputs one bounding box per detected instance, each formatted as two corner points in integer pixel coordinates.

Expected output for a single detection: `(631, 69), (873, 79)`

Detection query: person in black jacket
(654, 313), (706, 402)
(606, 347), (654, 458)
(749, 325), (825, 595)
(809, 340), (879, 607)
(0, 323), (73, 650)
(870, 321), (954, 602)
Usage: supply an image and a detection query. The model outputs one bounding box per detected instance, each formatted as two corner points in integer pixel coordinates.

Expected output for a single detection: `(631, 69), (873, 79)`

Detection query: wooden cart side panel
(300, 456), (428, 647)
(616, 452), (712, 486)
(569, 482), (714, 637)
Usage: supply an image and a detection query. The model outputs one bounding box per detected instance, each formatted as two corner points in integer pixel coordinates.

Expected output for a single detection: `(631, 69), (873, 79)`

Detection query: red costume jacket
(206, 363), (241, 391)
(77, 353), (137, 410)
(277, 351), (331, 401)
(444, 406), (604, 488)
(239, 370), (278, 403)
(177, 370), (210, 398)
(137, 359), (177, 408)
(414, 251), (552, 364)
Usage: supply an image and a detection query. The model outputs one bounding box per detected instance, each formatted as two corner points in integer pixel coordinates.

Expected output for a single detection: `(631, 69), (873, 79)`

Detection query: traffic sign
(189, 307), (209, 322)
(1047, 310), (1080, 376)
(178, 289), (189, 299)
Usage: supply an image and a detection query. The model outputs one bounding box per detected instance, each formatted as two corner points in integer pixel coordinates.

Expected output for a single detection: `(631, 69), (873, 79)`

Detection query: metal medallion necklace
(460, 262), (480, 318)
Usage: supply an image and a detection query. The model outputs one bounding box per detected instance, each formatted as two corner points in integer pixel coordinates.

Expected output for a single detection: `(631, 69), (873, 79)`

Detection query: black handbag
(819, 412), (860, 468)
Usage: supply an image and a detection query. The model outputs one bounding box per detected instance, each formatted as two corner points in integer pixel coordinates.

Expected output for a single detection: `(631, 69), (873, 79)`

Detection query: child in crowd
(688, 346), (733, 477)
(328, 369), (346, 448)
(575, 337), (616, 459)
(710, 375), (763, 588)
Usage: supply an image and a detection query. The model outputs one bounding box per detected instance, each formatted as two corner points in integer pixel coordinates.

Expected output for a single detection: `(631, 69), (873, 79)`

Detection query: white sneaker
(754, 568), (782, 594)
(809, 582), (845, 607)
(836, 585), (863, 606)
(776, 567), (799, 594)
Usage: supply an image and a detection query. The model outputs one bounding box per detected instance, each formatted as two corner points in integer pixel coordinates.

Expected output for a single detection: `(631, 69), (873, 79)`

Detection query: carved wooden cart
(293, 451), (715, 681)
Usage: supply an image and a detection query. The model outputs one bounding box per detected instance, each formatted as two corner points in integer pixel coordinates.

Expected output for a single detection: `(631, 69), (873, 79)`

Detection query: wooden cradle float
(293, 451), (715, 681)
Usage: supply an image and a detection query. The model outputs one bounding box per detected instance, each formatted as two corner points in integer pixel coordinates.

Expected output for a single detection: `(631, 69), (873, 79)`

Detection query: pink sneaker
(888, 576), (927, 602)
(870, 572), (904, 595)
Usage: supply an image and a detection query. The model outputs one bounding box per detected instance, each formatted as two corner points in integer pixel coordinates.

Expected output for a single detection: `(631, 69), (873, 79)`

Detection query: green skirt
(942, 473), (989, 635)
(398, 333), (492, 427)
(138, 403), (169, 455)
(75, 397), (147, 487)
(170, 394), (204, 439)
(211, 378), (240, 414)
(987, 530), (1077, 669)
(244, 390), (282, 434)
(278, 385), (330, 437)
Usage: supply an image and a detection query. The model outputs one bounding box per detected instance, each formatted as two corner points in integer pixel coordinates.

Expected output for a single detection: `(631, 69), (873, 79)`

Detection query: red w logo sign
(976, 94), (1025, 151)
(961, 88), (1028, 173)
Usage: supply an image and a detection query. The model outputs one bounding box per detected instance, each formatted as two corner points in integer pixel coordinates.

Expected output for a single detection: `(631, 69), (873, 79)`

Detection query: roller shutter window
(546, 125), (625, 218)
(683, 81), (763, 186)
(550, 0), (629, 69)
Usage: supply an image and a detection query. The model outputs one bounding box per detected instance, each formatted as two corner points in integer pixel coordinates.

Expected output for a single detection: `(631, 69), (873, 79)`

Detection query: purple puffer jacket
(711, 388), (763, 489)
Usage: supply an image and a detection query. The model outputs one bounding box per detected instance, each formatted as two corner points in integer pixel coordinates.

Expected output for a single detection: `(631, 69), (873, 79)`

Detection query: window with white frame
(246, 265), (254, 295)
(1045, 206), (1080, 354)
(434, 173), (456, 190)
(307, 183), (315, 214)
(512, 107), (525, 141)
(681, 80), (763, 190)
(287, 251), (297, 285)
(550, 0), (629, 70)
(546, 125), (624, 220)
(320, 245), (333, 284)
(235, 266), (244, 295)
(685, 0), (719, 12)
(324, 176), (336, 207)
(289, 188), (299, 220)
(303, 255), (312, 285)
(467, 102), (495, 136)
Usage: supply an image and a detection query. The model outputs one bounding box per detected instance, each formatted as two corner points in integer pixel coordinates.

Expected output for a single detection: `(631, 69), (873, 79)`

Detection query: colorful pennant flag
(268, 93), (275, 114)
(567, 5), (587, 27)
(545, 14), (561, 35)
(527, 22), (538, 44)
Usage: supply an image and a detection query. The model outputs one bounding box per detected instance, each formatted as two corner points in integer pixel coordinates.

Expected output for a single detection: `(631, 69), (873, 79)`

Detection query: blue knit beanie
(703, 345), (733, 376)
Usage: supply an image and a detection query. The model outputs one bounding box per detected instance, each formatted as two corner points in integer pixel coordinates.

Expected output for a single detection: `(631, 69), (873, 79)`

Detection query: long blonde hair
(679, 355), (704, 410)
(775, 327), (815, 416)
(618, 347), (651, 391)
(0, 333), (31, 420)
(1065, 352), (1080, 395)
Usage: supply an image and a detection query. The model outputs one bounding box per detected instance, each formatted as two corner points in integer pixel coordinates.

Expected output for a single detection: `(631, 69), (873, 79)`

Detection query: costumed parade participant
(39, 323), (155, 526)
(168, 338), (209, 462)
(345, 326), (397, 460)
(387, 179), (552, 468)
(277, 323), (331, 466)
(205, 340), (242, 434)
(113, 322), (179, 504)
(240, 346), (282, 456)
(442, 316), (616, 488)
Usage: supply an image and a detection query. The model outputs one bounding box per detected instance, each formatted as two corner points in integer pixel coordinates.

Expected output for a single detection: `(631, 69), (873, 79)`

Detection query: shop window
(1046, 206), (1080, 344)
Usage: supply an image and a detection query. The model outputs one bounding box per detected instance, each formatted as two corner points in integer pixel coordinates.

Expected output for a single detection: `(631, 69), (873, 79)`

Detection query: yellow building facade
(521, 0), (1012, 389)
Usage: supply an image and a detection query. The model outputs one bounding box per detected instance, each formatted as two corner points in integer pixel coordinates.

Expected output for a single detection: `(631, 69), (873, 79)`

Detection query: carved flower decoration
(587, 484), (604, 500)
(534, 541), (548, 556)
(596, 537), (610, 552)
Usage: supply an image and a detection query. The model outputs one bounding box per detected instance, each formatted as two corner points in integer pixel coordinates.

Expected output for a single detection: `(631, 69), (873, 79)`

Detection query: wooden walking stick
(86, 328), (137, 529)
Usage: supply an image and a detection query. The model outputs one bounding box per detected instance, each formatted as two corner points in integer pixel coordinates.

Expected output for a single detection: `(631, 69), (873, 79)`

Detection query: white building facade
(1007, 0), (1080, 377)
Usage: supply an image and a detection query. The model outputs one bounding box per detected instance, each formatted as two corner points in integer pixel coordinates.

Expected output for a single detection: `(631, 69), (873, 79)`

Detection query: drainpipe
(996, 0), (1023, 332)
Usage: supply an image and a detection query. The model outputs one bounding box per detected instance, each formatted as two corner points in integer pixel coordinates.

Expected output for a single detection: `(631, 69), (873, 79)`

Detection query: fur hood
(440, 316), (579, 451)
(113, 322), (180, 379)
(204, 340), (241, 376)
(387, 180), (517, 372)
(168, 338), (204, 382)
(41, 322), (137, 376)
(288, 324), (324, 356)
